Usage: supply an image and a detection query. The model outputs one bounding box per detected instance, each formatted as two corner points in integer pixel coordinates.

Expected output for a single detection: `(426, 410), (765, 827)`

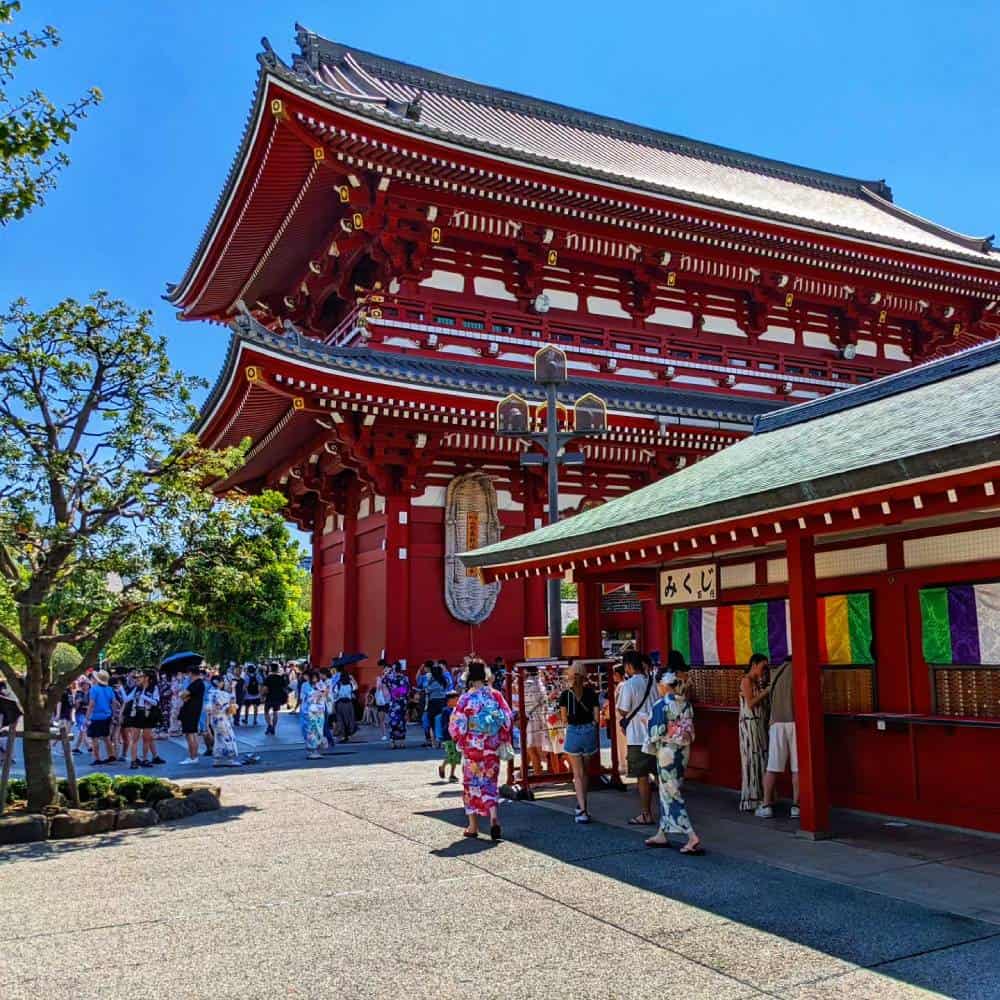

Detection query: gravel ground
(2, 748), (998, 999)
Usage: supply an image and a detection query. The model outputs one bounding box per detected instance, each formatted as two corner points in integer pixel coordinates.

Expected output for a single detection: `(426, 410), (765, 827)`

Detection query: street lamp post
(497, 345), (609, 658)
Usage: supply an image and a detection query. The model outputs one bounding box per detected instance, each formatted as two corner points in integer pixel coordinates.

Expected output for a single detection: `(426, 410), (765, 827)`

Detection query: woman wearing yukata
(387, 662), (411, 749)
(299, 670), (328, 759)
(207, 674), (240, 767)
(449, 660), (513, 841)
(643, 668), (704, 855)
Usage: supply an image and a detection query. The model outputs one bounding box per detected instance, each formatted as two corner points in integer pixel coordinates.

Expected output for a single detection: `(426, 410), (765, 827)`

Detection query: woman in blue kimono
(643, 669), (704, 855)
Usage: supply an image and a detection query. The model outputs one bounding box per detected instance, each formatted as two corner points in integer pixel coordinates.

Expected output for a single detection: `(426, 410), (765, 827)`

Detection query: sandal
(644, 837), (672, 849)
(628, 814), (654, 825)
(463, 829), (479, 839)
(679, 842), (705, 855)
(438, 764), (445, 780)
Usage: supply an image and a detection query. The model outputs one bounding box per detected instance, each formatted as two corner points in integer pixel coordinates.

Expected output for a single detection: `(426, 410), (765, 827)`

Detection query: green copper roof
(461, 341), (1000, 569)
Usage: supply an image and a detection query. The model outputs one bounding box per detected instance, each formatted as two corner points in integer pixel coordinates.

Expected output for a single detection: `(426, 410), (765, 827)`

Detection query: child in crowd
(436, 691), (461, 783)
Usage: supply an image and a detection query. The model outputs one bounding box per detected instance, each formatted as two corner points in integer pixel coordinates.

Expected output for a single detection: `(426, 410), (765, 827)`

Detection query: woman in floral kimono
(643, 669), (704, 855)
(299, 670), (328, 759)
(449, 660), (513, 841)
(207, 674), (240, 767)
(387, 662), (411, 749)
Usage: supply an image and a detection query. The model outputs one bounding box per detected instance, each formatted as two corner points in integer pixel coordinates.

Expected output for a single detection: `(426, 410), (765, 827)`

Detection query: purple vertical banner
(767, 599), (789, 663)
(688, 606), (704, 666)
(947, 585), (981, 665)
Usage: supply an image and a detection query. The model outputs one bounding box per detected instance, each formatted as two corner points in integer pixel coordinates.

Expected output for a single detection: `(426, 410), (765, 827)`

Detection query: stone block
(185, 787), (222, 813)
(154, 795), (198, 822)
(50, 809), (116, 839)
(182, 783), (221, 799)
(0, 813), (49, 844)
(115, 807), (160, 830)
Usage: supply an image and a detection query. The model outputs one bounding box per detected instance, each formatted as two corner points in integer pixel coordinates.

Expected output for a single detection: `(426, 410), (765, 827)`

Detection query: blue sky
(3, 1), (998, 405)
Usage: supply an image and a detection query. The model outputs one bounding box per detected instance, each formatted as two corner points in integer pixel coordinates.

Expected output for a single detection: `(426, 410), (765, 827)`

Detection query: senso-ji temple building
(169, 25), (1000, 690)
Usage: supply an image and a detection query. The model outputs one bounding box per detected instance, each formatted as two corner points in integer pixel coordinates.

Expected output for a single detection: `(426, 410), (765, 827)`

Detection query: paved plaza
(3, 722), (1000, 999)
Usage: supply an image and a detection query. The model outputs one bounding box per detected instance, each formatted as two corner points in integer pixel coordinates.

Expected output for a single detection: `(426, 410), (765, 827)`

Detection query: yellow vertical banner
(732, 604), (752, 664)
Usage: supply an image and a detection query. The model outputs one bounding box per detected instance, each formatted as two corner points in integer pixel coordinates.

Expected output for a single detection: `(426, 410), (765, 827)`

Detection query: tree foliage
(1, 2), (102, 224)
(0, 292), (302, 810)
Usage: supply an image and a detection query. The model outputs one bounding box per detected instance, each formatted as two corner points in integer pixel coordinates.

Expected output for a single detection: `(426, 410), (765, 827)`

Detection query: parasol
(159, 651), (204, 674)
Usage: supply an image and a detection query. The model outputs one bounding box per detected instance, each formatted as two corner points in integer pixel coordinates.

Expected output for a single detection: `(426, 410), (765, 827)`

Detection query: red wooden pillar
(786, 533), (830, 837)
(384, 491), (411, 665)
(310, 516), (325, 667)
(341, 485), (360, 654)
(577, 580), (602, 658)
(641, 598), (665, 658)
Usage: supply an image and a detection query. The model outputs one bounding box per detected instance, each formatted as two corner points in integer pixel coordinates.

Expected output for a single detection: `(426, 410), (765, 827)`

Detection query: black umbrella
(329, 653), (367, 669)
(159, 651), (204, 674)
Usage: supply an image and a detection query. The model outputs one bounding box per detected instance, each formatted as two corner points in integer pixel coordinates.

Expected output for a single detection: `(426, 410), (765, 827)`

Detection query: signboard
(658, 563), (717, 606)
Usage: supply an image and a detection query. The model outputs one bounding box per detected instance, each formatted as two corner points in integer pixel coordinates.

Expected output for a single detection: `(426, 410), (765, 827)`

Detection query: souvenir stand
(505, 657), (622, 789)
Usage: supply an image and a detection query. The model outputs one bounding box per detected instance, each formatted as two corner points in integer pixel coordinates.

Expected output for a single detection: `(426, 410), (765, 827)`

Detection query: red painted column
(641, 598), (666, 658)
(577, 580), (602, 658)
(384, 491), (411, 666)
(786, 533), (830, 837)
(310, 517), (325, 667)
(341, 487), (359, 654)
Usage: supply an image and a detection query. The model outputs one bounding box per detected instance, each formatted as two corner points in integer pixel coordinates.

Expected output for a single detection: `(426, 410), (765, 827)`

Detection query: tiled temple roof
(286, 26), (997, 265)
(200, 315), (782, 430)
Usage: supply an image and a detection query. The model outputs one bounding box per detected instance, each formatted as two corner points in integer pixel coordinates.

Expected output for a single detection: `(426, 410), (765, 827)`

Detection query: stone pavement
(3, 730), (1000, 999)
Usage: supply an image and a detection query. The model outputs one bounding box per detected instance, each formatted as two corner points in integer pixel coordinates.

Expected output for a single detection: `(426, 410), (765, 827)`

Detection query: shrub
(97, 793), (124, 810)
(112, 775), (174, 805)
(4, 777), (27, 804)
(564, 618), (580, 636)
(77, 773), (115, 803)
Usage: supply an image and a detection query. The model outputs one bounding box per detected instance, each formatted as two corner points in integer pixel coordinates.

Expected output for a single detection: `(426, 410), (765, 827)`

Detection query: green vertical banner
(749, 602), (770, 659)
(846, 592), (875, 665)
(919, 588), (952, 664)
(671, 608), (690, 663)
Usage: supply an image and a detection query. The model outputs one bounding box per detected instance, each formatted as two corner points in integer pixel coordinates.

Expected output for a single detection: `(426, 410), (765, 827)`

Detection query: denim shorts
(563, 723), (598, 757)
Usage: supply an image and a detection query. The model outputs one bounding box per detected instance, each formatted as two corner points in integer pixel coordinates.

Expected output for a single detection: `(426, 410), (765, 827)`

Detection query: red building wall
(677, 541), (1000, 834)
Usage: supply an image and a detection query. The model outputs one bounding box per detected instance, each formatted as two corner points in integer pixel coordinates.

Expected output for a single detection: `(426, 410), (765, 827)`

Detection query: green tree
(0, 292), (290, 811)
(1, 2), (102, 224)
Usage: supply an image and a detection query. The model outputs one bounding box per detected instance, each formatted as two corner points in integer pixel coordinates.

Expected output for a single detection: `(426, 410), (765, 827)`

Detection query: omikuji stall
(463, 341), (1000, 836)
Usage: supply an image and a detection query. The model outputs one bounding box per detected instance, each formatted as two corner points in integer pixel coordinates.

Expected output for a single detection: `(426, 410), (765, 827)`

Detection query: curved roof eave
(169, 41), (1000, 315)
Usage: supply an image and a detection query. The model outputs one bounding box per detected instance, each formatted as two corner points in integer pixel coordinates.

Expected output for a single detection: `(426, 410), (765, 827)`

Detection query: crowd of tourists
(47, 661), (306, 769)
(1, 643), (801, 853)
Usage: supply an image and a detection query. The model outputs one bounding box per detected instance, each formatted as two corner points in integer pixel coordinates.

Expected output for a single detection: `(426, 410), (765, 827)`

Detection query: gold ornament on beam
(292, 397), (305, 411)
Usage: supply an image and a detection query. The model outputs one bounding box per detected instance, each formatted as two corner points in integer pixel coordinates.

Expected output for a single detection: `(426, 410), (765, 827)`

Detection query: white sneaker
(754, 805), (774, 818)
(179, 757), (198, 765)
(790, 805), (801, 818)
(381, 735), (389, 742)
(574, 809), (591, 824)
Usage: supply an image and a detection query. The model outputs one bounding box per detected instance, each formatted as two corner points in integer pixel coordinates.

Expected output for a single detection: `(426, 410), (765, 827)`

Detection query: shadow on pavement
(415, 799), (1000, 999)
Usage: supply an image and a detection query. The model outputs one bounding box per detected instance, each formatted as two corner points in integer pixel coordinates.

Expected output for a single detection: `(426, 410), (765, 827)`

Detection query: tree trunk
(24, 714), (57, 811)
(25, 659), (58, 813)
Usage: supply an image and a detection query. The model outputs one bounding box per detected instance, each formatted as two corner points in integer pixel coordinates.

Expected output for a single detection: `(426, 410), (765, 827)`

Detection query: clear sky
(3, 1), (998, 404)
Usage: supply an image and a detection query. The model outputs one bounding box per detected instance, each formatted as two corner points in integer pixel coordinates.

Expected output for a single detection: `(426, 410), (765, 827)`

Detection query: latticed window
(920, 582), (1000, 718)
